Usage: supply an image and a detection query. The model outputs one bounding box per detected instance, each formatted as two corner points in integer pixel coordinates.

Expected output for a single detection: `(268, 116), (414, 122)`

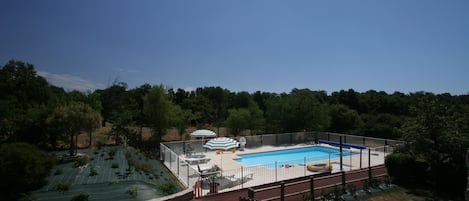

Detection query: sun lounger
(185, 154), (211, 165)
(198, 165), (211, 173)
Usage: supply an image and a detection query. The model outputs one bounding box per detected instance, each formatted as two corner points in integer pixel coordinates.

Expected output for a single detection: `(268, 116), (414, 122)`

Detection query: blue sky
(1, 0), (468, 94)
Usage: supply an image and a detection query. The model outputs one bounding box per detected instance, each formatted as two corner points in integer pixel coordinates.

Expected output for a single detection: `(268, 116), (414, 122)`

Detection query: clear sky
(1, 0), (468, 94)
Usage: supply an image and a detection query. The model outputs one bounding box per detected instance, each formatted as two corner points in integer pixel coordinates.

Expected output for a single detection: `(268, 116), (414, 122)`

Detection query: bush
(126, 186), (138, 198)
(89, 166), (98, 176)
(155, 177), (179, 195)
(108, 148), (117, 159)
(74, 155), (88, 167)
(385, 153), (427, 185)
(111, 163), (119, 169)
(55, 182), (71, 193)
(71, 192), (89, 201)
(0, 143), (56, 201)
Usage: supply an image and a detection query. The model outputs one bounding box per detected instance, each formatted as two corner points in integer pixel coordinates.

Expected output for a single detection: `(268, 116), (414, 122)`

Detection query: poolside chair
(198, 165), (210, 173)
(185, 154), (211, 165)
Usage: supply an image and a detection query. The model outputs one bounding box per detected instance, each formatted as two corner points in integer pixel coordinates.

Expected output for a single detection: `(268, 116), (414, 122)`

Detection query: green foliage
(126, 186), (138, 198)
(394, 96), (469, 198)
(266, 89), (330, 132)
(328, 104), (363, 134)
(143, 85), (174, 143)
(74, 155), (88, 167)
(71, 192), (90, 201)
(55, 181), (71, 193)
(89, 166), (98, 176)
(155, 177), (179, 195)
(0, 143), (56, 200)
(107, 148), (117, 158)
(385, 153), (426, 185)
(47, 101), (101, 156)
(0, 60), (66, 147)
(111, 163), (119, 169)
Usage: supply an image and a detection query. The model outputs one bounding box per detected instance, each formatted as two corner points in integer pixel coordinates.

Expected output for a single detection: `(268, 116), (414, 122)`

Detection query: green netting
(32, 146), (181, 201)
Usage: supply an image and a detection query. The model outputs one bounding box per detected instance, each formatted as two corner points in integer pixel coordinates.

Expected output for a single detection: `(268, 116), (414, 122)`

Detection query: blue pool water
(235, 146), (355, 168)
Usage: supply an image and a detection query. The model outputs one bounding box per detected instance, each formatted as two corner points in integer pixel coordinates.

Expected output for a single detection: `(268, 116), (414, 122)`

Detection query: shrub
(108, 148), (117, 158)
(0, 143), (56, 200)
(74, 155), (88, 167)
(89, 166), (98, 176)
(126, 186), (138, 198)
(155, 177), (179, 195)
(71, 192), (89, 201)
(385, 153), (427, 185)
(111, 163), (119, 169)
(55, 182), (71, 194)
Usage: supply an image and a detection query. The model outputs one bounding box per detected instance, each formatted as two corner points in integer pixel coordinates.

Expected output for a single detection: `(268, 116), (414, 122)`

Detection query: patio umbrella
(203, 137), (239, 170)
(190, 129), (217, 153)
(190, 129), (217, 138)
(203, 137), (239, 150)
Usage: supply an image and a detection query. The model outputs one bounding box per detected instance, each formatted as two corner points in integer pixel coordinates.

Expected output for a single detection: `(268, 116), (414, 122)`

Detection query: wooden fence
(195, 165), (387, 201)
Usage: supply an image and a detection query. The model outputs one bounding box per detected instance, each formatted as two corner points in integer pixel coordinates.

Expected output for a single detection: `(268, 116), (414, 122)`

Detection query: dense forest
(1, 60), (468, 200)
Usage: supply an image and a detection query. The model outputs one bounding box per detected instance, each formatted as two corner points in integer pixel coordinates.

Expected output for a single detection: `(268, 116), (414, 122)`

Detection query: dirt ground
(74, 123), (245, 148)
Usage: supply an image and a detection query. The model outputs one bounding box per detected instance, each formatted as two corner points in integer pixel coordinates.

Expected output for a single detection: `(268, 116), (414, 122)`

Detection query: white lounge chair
(185, 154), (211, 165)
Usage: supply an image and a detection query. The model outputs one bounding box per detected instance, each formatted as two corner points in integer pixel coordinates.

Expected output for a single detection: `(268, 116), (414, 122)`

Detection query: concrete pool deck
(179, 143), (388, 194)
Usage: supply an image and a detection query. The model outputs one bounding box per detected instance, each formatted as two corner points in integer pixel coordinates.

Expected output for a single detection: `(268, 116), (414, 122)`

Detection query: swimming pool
(234, 146), (355, 168)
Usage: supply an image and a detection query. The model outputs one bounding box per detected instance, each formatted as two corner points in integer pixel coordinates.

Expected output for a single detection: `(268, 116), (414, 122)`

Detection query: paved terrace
(177, 143), (388, 196)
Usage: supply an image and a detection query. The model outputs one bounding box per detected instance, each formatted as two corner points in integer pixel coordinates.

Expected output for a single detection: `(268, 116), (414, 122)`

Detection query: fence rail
(160, 132), (401, 198)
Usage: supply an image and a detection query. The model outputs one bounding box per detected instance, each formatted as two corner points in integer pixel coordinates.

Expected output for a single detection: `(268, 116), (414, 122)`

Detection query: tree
(224, 101), (265, 136)
(0, 60), (61, 146)
(328, 104), (363, 134)
(169, 105), (194, 140)
(96, 82), (128, 126)
(143, 85), (174, 148)
(266, 89), (330, 132)
(0, 143), (56, 201)
(387, 96), (469, 198)
(47, 102), (102, 155)
(224, 108), (251, 136)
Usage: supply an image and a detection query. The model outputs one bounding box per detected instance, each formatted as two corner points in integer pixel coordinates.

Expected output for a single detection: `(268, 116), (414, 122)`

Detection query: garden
(31, 146), (181, 201)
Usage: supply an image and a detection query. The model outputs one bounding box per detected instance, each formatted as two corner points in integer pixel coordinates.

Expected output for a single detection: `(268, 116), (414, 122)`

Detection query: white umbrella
(190, 129), (217, 138)
(203, 137), (239, 150)
(203, 137), (239, 170)
(190, 129), (217, 153)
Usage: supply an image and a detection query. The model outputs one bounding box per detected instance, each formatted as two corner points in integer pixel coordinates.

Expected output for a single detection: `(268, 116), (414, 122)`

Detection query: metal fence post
(341, 171), (346, 188)
(360, 149), (363, 169)
(280, 182), (285, 201)
(275, 161), (278, 182)
(169, 151), (172, 169)
(340, 136), (343, 171)
(368, 148), (372, 180)
(304, 157), (307, 176)
(241, 166), (244, 189)
(310, 176), (315, 200)
(187, 164), (189, 186)
(248, 188), (255, 199)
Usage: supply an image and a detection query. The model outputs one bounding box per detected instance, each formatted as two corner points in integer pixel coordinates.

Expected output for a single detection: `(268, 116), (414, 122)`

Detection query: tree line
(1, 60), (468, 200)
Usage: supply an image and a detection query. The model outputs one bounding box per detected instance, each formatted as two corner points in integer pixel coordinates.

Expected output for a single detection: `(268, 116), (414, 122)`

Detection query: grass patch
(361, 187), (442, 201)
